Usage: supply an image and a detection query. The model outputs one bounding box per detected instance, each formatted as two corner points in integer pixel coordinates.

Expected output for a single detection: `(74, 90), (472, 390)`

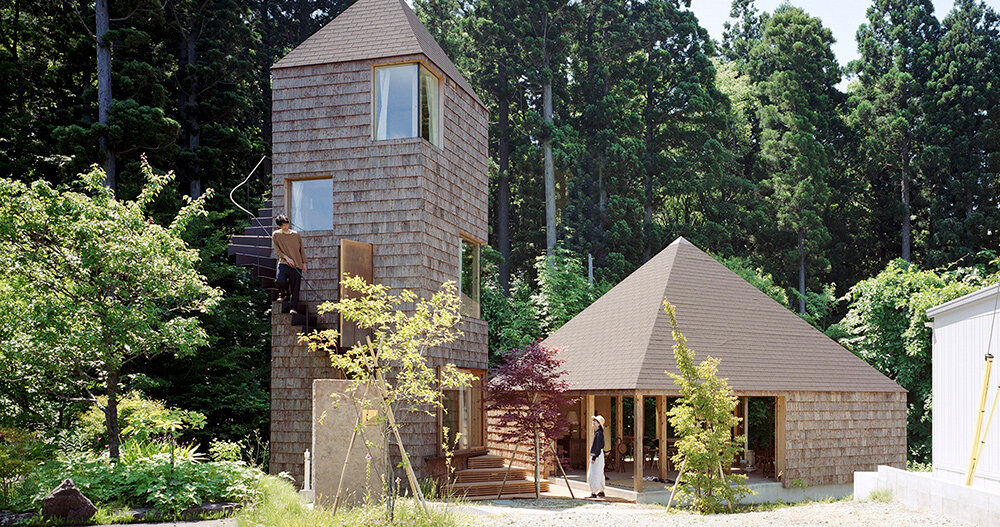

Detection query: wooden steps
(448, 454), (548, 499)
(448, 479), (550, 498)
(467, 455), (506, 469)
(454, 466), (529, 483)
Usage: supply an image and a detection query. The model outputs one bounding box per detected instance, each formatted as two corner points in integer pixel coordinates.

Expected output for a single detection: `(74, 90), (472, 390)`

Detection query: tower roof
(544, 237), (905, 394)
(272, 0), (483, 107)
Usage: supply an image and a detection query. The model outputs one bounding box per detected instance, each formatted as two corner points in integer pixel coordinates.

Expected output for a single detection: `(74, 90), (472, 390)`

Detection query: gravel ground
(455, 498), (977, 527)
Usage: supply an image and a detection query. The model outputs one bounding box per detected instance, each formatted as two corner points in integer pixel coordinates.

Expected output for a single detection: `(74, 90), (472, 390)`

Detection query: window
(373, 63), (440, 146)
(441, 368), (485, 452)
(289, 178), (333, 231)
(459, 237), (480, 318)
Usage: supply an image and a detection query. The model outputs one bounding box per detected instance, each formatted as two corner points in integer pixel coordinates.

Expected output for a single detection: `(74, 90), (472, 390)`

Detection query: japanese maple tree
(486, 340), (576, 498)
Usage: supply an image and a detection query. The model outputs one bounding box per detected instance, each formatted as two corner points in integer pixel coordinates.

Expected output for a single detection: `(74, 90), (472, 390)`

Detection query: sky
(687, 0), (999, 69)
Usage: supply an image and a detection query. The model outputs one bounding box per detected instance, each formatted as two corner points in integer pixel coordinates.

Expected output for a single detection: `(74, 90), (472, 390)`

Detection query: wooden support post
(634, 394), (643, 493)
(657, 396), (667, 480)
(616, 396), (624, 447)
(333, 389), (368, 515)
(775, 396), (786, 484)
(718, 461), (734, 512)
(584, 395), (595, 475)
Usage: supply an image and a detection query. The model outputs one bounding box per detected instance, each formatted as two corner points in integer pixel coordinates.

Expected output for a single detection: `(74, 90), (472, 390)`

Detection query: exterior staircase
(227, 199), (317, 329)
(448, 454), (550, 499)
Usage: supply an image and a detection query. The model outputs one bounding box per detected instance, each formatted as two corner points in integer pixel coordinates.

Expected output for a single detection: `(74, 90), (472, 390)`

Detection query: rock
(42, 479), (97, 523)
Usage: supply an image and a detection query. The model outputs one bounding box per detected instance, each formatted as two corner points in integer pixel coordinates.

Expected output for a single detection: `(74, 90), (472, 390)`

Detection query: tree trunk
(797, 231), (806, 315)
(185, 36), (201, 198)
(497, 62), (511, 294)
(543, 79), (556, 261)
(96, 0), (116, 190)
(533, 429), (541, 499)
(259, 0), (273, 179)
(901, 142), (911, 262)
(105, 370), (121, 461)
(642, 75), (654, 262)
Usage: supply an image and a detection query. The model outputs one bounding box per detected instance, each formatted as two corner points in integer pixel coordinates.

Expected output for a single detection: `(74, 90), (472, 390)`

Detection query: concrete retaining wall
(854, 465), (1000, 526)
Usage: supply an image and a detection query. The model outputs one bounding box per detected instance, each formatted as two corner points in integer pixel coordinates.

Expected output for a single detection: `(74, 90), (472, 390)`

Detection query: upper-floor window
(459, 236), (480, 318)
(289, 178), (333, 231)
(373, 63), (440, 146)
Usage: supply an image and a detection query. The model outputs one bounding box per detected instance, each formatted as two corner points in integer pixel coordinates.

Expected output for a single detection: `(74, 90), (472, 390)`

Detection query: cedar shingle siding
(268, 0), (488, 484)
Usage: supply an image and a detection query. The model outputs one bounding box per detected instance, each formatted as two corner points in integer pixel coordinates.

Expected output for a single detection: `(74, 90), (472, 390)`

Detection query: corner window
(459, 237), (480, 318)
(289, 178), (333, 231)
(373, 63), (440, 146)
(441, 368), (485, 452)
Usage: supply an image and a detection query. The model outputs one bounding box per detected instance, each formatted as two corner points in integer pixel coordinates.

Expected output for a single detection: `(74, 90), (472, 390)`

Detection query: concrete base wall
(854, 465), (1000, 526)
(311, 379), (386, 507)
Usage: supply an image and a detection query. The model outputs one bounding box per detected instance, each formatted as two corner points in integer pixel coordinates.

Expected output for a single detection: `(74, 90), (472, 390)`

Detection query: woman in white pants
(588, 415), (606, 498)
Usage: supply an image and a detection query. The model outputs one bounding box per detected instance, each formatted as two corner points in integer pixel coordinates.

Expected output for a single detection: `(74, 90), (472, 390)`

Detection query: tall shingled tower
(260, 0), (488, 484)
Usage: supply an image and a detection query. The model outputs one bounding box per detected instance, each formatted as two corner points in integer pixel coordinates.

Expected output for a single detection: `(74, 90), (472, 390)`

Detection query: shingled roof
(272, 0), (483, 107)
(544, 238), (905, 394)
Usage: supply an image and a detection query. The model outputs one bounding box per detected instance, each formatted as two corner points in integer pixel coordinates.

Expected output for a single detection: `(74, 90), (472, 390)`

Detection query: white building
(927, 284), (1000, 491)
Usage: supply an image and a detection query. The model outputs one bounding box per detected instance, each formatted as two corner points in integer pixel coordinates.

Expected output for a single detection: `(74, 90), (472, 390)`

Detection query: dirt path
(456, 498), (976, 527)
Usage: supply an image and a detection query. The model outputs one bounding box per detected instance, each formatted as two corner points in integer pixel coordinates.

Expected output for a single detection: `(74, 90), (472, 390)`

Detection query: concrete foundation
(854, 465), (1000, 526)
(312, 379), (386, 506)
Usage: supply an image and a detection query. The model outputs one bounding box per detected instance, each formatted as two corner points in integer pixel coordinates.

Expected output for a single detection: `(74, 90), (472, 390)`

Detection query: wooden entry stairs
(448, 454), (549, 499)
(226, 198), (317, 329)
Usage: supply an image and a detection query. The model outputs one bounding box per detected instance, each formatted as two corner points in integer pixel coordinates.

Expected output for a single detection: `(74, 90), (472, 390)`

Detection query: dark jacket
(590, 426), (605, 458)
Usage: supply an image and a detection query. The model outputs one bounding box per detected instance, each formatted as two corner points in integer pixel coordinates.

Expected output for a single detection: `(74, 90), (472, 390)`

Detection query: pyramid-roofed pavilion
(544, 237), (905, 394)
(272, 0), (483, 107)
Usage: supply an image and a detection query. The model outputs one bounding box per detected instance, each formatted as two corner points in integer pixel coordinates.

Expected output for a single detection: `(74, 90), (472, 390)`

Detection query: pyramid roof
(544, 238), (905, 394)
(272, 0), (483, 107)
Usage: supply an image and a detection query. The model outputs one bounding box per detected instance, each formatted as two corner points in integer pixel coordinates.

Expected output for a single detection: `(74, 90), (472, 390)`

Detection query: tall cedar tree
(486, 341), (575, 498)
(850, 0), (941, 263)
(923, 0), (1000, 266)
(750, 6), (842, 314)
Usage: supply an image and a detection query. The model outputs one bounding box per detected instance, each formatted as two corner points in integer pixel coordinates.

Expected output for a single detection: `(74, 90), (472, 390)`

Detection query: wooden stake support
(666, 457), (686, 511)
(496, 441), (520, 499)
(549, 439), (575, 499)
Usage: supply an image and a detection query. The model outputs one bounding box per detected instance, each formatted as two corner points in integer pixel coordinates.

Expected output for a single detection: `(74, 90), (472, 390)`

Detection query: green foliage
(532, 247), (609, 334)
(209, 440), (243, 463)
(238, 475), (460, 527)
(839, 259), (993, 461)
(0, 162), (220, 460)
(664, 301), (751, 514)
(0, 429), (55, 508)
(6, 447), (262, 516)
(867, 488), (893, 503)
(78, 391), (206, 450)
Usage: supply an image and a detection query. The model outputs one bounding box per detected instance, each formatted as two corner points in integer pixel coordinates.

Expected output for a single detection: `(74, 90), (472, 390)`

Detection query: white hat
(592, 415), (606, 427)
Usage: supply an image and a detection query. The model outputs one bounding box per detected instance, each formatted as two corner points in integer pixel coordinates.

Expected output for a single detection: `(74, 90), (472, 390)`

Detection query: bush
(7, 449), (262, 516)
(0, 428), (56, 510)
(78, 392), (207, 451)
(209, 440), (242, 462)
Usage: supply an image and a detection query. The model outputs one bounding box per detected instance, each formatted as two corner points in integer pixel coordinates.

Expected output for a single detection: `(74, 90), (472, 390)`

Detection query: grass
(867, 488), (893, 503)
(237, 475), (464, 527)
(11, 506), (234, 526)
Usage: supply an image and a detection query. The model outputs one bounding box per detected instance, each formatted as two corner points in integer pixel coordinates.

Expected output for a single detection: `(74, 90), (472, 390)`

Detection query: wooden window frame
(285, 175), (333, 232)
(458, 234), (482, 319)
(438, 366), (487, 456)
(371, 60), (443, 147)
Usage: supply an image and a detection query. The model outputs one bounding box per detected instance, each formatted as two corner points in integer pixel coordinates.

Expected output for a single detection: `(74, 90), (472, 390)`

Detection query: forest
(1, 0), (998, 465)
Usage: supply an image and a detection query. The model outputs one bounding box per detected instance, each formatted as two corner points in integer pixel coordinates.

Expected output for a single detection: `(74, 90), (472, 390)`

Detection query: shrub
(0, 428), (56, 510)
(209, 440), (243, 463)
(7, 449), (262, 516)
(78, 392), (207, 450)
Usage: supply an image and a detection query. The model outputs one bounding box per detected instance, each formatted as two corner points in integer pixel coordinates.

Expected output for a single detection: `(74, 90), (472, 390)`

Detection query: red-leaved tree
(486, 340), (576, 498)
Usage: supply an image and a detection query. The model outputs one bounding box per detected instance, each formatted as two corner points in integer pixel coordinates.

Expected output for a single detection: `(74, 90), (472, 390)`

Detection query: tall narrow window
(373, 63), (440, 146)
(289, 178), (333, 231)
(459, 237), (480, 318)
(441, 368), (485, 452)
